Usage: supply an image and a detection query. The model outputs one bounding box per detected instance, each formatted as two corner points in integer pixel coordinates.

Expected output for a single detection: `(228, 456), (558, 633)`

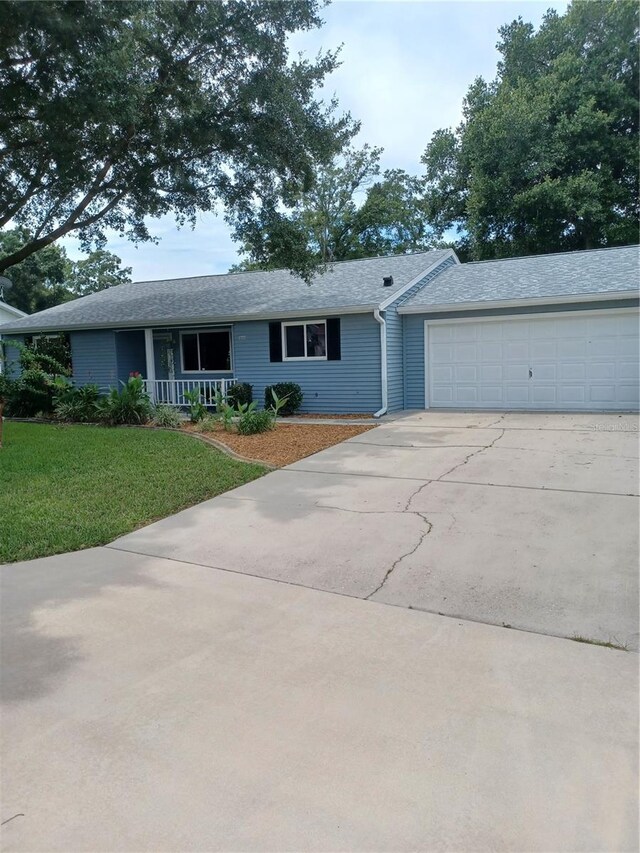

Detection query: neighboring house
(1, 246), (638, 413)
(0, 299), (27, 373)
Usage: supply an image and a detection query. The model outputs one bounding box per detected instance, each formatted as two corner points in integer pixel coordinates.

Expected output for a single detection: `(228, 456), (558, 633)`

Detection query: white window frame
(282, 319), (328, 361)
(179, 328), (233, 374)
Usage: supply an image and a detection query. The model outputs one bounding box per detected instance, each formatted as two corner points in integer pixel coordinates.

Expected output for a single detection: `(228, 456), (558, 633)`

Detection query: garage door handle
(529, 368), (533, 378)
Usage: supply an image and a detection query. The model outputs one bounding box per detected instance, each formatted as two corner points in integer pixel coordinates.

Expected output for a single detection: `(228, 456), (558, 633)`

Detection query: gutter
(373, 308), (387, 418)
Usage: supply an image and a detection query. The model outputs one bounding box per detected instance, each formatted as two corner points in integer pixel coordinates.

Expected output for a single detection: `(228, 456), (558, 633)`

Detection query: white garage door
(426, 309), (639, 411)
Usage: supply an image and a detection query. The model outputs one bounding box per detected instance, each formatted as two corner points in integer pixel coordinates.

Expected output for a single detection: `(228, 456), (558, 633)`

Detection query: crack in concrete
(435, 428), (506, 482)
(365, 430), (506, 599)
(365, 511), (434, 600)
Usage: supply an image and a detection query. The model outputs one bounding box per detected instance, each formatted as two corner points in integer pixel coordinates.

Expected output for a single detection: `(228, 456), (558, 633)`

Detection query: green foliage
(0, 421), (266, 563)
(421, 0), (640, 258)
(0, 229), (131, 313)
(266, 388), (290, 421)
(0, 0), (353, 278)
(25, 334), (72, 374)
(97, 375), (152, 425)
(233, 146), (433, 270)
(197, 414), (221, 433)
(237, 409), (274, 435)
(183, 388), (207, 423)
(152, 403), (182, 429)
(264, 382), (303, 416)
(3, 340), (71, 417)
(4, 370), (52, 417)
(53, 382), (101, 422)
(226, 382), (253, 408)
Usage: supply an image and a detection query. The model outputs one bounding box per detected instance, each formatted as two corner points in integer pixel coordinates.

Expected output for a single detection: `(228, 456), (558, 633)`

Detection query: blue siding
(233, 314), (381, 413)
(2, 335), (25, 378)
(403, 298), (640, 409)
(403, 315), (426, 408)
(115, 330), (146, 383)
(385, 255), (457, 412)
(70, 330), (118, 390)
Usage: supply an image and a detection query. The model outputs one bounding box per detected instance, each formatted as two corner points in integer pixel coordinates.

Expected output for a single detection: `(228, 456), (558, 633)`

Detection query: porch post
(144, 329), (156, 403)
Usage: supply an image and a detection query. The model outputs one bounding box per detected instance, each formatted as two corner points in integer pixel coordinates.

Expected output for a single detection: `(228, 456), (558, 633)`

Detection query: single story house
(1, 245), (638, 413)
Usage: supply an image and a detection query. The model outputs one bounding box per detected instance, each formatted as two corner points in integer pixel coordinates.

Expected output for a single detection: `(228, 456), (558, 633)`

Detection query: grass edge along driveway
(0, 422), (267, 564)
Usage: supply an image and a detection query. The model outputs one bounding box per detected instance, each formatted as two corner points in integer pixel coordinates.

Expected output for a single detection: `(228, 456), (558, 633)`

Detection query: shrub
(226, 382), (253, 408)
(3, 341), (71, 418)
(4, 369), (53, 417)
(152, 404), (182, 429)
(53, 383), (101, 422)
(183, 387), (207, 423)
(264, 382), (303, 416)
(97, 375), (153, 425)
(237, 409), (274, 435)
(196, 414), (220, 433)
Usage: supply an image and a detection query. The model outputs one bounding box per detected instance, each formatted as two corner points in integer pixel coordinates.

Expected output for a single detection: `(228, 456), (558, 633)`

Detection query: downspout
(373, 308), (387, 418)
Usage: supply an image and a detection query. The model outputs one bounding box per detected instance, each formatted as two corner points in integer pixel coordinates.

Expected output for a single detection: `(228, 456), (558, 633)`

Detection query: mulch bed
(287, 413), (374, 420)
(182, 421), (375, 467)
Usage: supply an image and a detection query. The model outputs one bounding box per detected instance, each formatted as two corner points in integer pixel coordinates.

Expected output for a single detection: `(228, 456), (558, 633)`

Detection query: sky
(63, 0), (568, 282)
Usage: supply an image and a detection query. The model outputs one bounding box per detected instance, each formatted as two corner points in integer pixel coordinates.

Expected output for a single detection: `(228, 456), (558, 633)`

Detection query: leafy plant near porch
(53, 382), (101, 422)
(3, 341), (71, 417)
(152, 404), (183, 429)
(96, 375), (153, 425)
(226, 382), (253, 408)
(264, 382), (303, 415)
(183, 387), (207, 423)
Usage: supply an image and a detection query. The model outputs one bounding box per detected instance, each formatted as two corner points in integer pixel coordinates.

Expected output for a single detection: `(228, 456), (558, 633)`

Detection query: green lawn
(0, 421), (266, 564)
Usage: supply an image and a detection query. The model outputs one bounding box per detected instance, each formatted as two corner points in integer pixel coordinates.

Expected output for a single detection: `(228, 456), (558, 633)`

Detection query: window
(180, 329), (231, 372)
(282, 320), (327, 360)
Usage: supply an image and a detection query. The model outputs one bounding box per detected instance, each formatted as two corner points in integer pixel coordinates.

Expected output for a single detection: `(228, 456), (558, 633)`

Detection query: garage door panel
(535, 364), (558, 381)
(455, 365), (478, 382)
(426, 310), (639, 411)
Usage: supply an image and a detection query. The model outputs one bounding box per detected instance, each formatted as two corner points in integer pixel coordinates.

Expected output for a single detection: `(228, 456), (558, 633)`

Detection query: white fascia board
(378, 250), (458, 311)
(0, 302), (28, 319)
(0, 304), (377, 335)
(397, 290), (639, 315)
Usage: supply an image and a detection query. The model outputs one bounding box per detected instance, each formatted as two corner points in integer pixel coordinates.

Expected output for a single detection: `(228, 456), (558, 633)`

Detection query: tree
(0, 229), (132, 312)
(422, 0), (639, 260)
(67, 249), (132, 296)
(0, 228), (72, 313)
(0, 0), (354, 277)
(233, 145), (434, 270)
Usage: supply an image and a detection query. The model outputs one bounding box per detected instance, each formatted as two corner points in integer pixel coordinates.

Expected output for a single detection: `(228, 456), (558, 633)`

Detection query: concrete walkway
(2, 411), (638, 851)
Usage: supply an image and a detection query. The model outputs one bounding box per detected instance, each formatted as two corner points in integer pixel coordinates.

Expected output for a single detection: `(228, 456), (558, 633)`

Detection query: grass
(570, 635), (629, 651)
(0, 421), (266, 564)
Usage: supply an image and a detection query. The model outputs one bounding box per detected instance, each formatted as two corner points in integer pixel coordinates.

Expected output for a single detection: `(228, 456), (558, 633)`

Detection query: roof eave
(0, 303), (380, 335)
(397, 290), (640, 315)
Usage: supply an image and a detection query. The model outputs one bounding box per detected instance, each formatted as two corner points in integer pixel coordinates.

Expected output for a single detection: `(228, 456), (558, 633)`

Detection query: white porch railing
(143, 378), (235, 407)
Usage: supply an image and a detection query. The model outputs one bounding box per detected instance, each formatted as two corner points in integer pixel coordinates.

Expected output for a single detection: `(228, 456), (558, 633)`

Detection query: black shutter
(326, 318), (341, 361)
(269, 321), (282, 362)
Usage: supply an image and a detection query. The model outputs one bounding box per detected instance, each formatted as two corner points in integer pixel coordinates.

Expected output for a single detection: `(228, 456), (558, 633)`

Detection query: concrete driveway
(113, 410), (640, 649)
(2, 411), (638, 851)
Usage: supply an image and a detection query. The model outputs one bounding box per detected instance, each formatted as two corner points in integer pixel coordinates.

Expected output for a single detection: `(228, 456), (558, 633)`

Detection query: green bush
(152, 404), (182, 429)
(226, 382), (253, 408)
(3, 341), (71, 418)
(196, 414), (220, 433)
(97, 375), (153, 425)
(264, 382), (303, 416)
(237, 409), (274, 435)
(53, 383), (101, 422)
(4, 369), (53, 417)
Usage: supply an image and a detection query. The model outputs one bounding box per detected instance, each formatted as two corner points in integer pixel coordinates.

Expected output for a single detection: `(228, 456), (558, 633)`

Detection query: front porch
(117, 326), (235, 406)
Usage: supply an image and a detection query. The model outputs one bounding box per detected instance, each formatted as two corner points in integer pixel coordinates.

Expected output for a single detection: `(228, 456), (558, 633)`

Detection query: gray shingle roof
(399, 246), (639, 312)
(0, 250), (451, 333)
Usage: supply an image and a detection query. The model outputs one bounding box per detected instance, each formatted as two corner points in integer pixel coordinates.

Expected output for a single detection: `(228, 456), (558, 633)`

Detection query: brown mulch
(288, 412), (374, 420)
(182, 421), (375, 467)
